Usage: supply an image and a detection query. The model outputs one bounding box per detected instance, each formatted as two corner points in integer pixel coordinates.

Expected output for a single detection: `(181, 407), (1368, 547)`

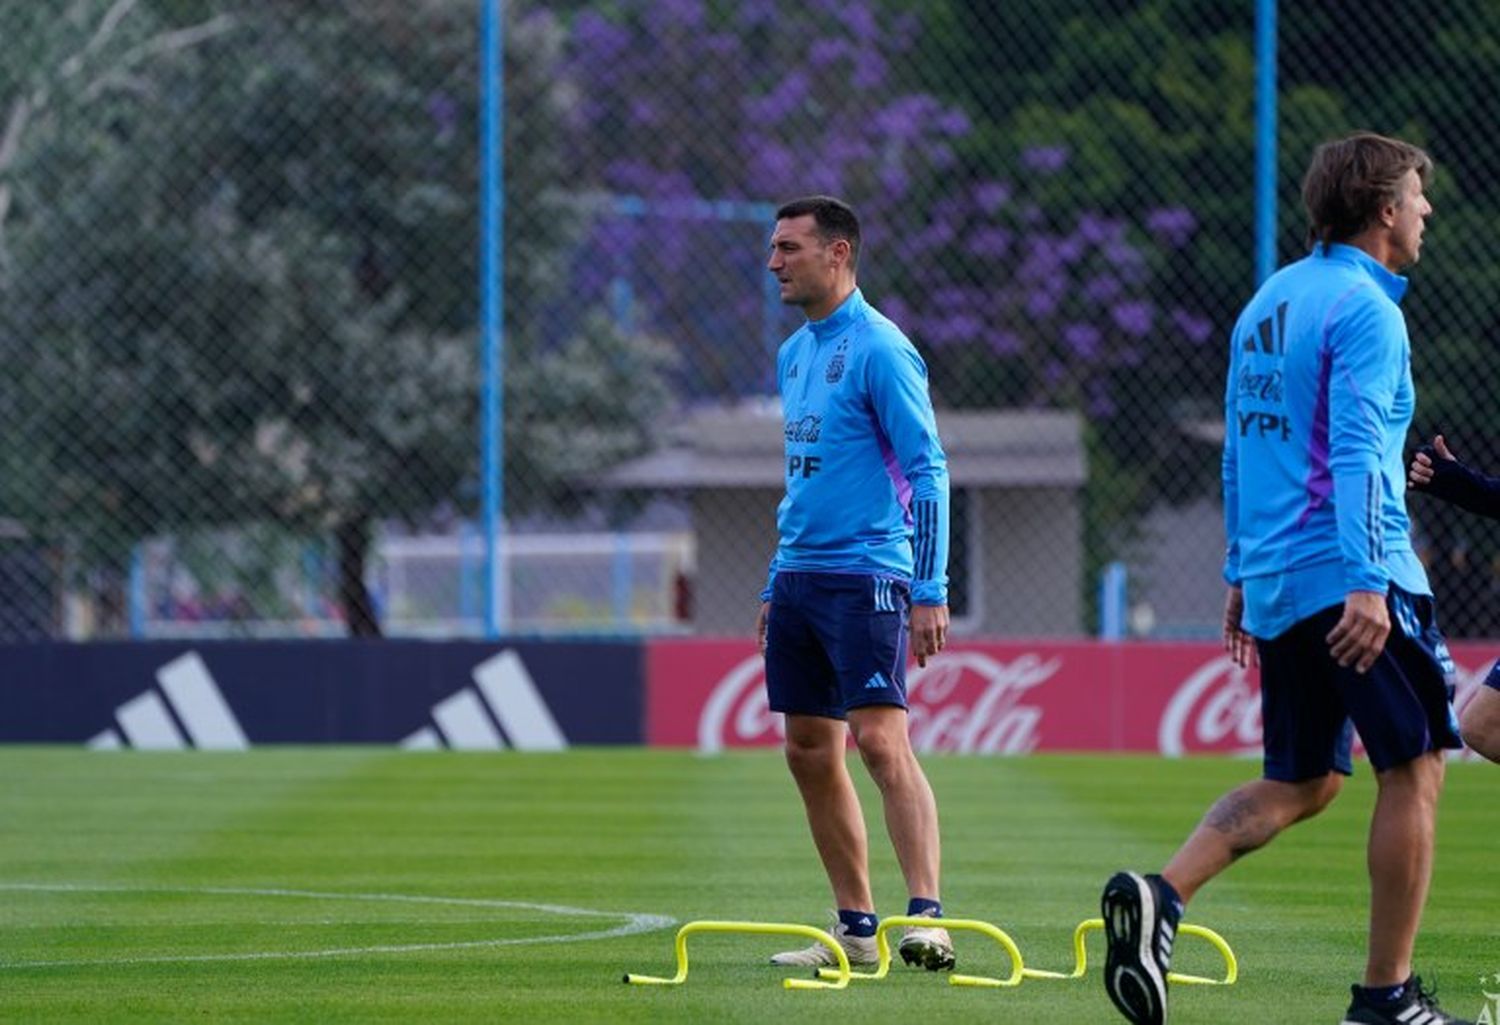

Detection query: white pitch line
(0, 883), (674, 969)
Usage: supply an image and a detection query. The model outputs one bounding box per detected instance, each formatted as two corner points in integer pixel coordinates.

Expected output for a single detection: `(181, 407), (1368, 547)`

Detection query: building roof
(598, 408), (1086, 489)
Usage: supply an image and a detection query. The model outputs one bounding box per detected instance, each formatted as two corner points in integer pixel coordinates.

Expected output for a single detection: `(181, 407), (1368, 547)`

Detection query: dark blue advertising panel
(0, 641), (644, 748)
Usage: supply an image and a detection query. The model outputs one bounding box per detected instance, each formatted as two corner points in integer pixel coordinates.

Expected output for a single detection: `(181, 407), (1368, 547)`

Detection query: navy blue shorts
(1484, 661), (1500, 691)
(764, 571), (910, 719)
(1255, 588), (1462, 779)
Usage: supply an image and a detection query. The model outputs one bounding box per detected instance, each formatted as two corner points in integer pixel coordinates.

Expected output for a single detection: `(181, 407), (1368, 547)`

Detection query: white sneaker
(898, 911), (956, 971)
(769, 918), (879, 967)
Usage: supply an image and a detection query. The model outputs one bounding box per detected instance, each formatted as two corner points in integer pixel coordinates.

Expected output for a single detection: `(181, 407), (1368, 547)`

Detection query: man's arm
(1326, 298), (1404, 591)
(1409, 433), (1500, 518)
(1325, 300), (1402, 672)
(866, 335), (950, 665)
(865, 339), (950, 607)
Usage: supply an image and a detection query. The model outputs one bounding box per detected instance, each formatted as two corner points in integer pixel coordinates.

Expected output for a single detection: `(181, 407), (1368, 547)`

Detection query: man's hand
(1326, 590), (1389, 673)
(1222, 585), (1255, 668)
(1408, 433), (1455, 489)
(756, 602), (770, 657)
(909, 603), (949, 667)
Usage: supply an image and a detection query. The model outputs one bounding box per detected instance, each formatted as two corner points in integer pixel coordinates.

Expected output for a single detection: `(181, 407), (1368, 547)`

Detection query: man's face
(767, 215), (843, 310)
(1388, 168), (1432, 269)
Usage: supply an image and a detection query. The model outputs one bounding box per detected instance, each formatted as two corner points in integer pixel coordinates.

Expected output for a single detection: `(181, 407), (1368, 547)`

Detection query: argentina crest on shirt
(825, 338), (849, 383)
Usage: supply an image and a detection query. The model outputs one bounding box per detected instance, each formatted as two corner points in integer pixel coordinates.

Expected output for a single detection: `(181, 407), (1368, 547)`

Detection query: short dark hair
(775, 195), (861, 267)
(1302, 132), (1433, 249)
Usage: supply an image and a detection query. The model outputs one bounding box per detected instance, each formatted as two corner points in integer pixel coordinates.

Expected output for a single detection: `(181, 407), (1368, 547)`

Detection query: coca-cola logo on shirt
(696, 650), (1055, 754)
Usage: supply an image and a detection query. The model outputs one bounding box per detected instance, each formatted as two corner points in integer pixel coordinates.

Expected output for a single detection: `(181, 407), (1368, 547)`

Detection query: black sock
(906, 897), (942, 918)
(837, 908), (877, 937)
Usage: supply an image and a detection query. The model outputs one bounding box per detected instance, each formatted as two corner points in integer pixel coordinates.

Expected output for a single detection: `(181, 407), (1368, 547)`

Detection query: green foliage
(506, 312), (679, 516)
(0, 1), (674, 616)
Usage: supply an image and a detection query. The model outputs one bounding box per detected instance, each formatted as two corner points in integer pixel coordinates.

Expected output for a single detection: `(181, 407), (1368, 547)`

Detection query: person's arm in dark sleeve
(1409, 434), (1500, 519)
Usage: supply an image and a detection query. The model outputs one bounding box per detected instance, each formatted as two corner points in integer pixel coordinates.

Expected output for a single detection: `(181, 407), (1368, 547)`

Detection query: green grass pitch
(0, 748), (1493, 1023)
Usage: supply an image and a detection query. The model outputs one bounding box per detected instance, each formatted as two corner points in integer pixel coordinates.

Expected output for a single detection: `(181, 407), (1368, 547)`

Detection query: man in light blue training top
(1101, 133), (1471, 1025)
(756, 195), (954, 973)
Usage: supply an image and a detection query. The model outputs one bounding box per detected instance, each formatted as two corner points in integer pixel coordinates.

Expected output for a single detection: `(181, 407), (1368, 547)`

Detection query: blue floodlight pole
(1255, 0), (1277, 284)
(479, 0), (506, 638)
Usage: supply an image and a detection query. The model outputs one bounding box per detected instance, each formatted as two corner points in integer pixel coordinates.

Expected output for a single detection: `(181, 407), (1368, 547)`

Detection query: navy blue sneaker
(1341, 976), (1473, 1024)
(1102, 871), (1180, 1025)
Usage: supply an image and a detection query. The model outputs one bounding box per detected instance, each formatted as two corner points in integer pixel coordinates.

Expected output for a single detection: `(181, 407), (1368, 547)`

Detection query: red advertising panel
(647, 638), (1500, 756)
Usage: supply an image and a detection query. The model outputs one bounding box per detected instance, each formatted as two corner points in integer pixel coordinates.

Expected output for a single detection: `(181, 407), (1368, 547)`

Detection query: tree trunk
(335, 517), (382, 637)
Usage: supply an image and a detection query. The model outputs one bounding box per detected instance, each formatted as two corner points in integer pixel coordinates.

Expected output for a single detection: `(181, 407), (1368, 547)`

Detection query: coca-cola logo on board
(1157, 656), (1261, 757)
(696, 650), (1055, 754)
(1157, 653), (1494, 759)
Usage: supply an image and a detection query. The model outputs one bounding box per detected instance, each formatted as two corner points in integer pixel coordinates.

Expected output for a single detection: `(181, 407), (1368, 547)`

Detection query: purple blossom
(884, 296), (913, 329)
(1063, 323), (1101, 361)
(603, 159), (658, 193)
(889, 14), (919, 51)
(426, 91), (458, 140)
(1104, 240), (1145, 275)
(736, 0), (777, 26)
(930, 195), (966, 223)
(594, 219), (642, 260)
(1146, 206), (1197, 248)
(1087, 380), (1117, 418)
(629, 97), (662, 127)
(937, 110), (971, 136)
(925, 313), (982, 347)
(873, 95), (944, 140)
(1111, 301), (1154, 338)
(702, 33), (738, 59)
(1076, 213), (1125, 244)
(841, 1), (878, 40)
(804, 163), (843, 195)
(646, 0), (705, 35)
(973, 181), (1011, 214)
(878, 163), (910, 195)
(1026, 289), (1060, 318)
(748, 141), (796, 192)
(825, 137), (875, 164)
(932, 286), (969, 309)
(1054, 234), (1085, 264)
(1084, 275), (1122, 303)
(987, 330), (1022, 356)
(809, 38), (854, 67)
(853, 49), (888, 90)
(572, 12), (630, 62)
(557, 0), (1220, 407)
(1020, 235), (1066, 282)
(1171, 308), (1215, 345)
(1021, 144), (1070, 174)
(966, 227), (1013, 259)
(744, 72), (810, 122)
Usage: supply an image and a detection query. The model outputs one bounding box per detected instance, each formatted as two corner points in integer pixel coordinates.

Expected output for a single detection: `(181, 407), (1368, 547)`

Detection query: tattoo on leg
(1203, 790), (1275, 861)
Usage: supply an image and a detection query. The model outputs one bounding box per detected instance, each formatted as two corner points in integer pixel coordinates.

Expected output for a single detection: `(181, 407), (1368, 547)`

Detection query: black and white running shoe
(1102, 870), (1180, 1025)
(1341, 976), (1474, 1025)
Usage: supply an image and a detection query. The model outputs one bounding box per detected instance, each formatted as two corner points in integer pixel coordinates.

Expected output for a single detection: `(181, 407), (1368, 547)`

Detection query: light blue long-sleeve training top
(762, 288), (950, 606)
(1223, 243), (1429, 639)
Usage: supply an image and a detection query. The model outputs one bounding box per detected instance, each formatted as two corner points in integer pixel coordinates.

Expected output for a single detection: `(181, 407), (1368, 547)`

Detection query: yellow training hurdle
(1016, 917), (1238, 985)
(812, 915), (1025, 987)
(626, 915), (1236, 991)
(623, 920), (852, 990)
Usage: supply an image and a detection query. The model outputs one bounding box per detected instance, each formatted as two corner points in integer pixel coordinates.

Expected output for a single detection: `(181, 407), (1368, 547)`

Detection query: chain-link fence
(2, 0), (1497, 641)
